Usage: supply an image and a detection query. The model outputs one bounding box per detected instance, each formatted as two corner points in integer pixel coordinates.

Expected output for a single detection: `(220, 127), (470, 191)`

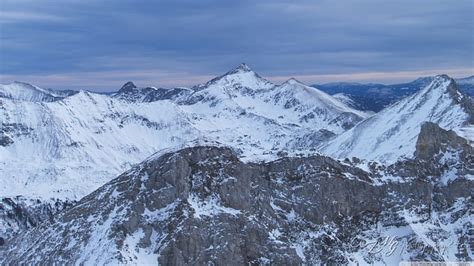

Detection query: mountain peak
(119, 81), (137, 92)
(421, 75), (455, 94)
(283, 77), (304, 86)
(321, 73), (472, 163)
(226, 63), (253, 75)
(435, 74), (452, 81)
(0, 81), (64, 102)
(235, 63), (252, 72)
(192, 63), (274, 91)
(12, 81), (34, 87)
(428, 75), (462, 99)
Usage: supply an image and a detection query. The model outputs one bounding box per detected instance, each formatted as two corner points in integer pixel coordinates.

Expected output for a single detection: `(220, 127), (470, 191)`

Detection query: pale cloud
(0, 10), (64, 23)
(0, 0), (472, 89)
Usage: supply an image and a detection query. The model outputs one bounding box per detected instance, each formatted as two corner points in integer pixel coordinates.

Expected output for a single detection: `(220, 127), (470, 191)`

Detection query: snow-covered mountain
(0, 63), (367, 201)
(456, 75), (474, 96)
(313, 78), (435, 112)
(1, 66), (473, 264)
(314, 76), (474, 112)
(320, 75), (474, 162)
(112, 81), (192, 102)
(2, 123), (472, 264)
(0, 81), (76, 102)
(331, 92), (375, 114)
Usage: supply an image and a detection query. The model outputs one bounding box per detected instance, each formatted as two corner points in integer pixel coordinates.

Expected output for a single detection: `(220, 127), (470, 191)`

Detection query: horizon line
(0, 67), (472, 92)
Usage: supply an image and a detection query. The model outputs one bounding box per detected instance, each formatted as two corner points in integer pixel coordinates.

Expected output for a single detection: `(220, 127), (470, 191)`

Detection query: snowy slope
(320, 75), (474, 162)
(0, 81), (69, 102)
(0, 91), (199, 199)
(2, 141), (472, 264)
(332, 93), (356, 107)
(0, 64), (366, 201)
(182, 66), (368, 134)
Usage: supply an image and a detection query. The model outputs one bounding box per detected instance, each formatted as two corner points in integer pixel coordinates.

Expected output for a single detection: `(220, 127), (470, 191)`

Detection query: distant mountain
(0, 81), (77, 102)
(321, 75), (474, 162)
(1, 66), (473, 264)
(331, 93), (375, 114)
(112, 81), (192, 102)
(313, 76), (473, 112)
(456, 75), (474, 95)
(0, 64), (366, 202)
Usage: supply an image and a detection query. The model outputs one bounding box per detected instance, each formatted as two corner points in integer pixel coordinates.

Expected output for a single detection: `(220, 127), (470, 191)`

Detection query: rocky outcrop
(1, 145), (472, 264)
(118, 81), (137, 93)
(0, 123), (33, 146)
(0, 197), (74, 241)
(445, 76), (474, 124)
(329, 111), (365, 130)
(415, 122), (472, 161)
(321, 75), (473, 163)
(114, 81), (193, 103)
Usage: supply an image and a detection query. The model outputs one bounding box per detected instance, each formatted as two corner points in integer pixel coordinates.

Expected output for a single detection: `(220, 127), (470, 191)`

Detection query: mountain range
(0, 64), (367, 201)
(313, 75), (474, 112)
(0, 64), (473, 264)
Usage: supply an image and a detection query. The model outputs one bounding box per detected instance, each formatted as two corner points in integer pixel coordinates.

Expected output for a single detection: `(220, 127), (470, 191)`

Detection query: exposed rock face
(1, 135), (472, 264)
(321, 75), (474, 163)
(0, 197), (74, 240)
(375, 122), (472, 186)
(0, 71), (472, 264)
(329, 111), (365, 130)
(415, 122), (472, 161)
(114, 81), (193, 103)
(119, 81), (137, 93)
(445, 77), (474, 124)
(0, 123), (32, 147)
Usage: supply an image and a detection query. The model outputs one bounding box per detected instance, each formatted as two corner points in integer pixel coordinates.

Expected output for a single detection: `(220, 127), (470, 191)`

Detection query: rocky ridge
(1, 122), (472, 264)
(321, 75), (474, 162)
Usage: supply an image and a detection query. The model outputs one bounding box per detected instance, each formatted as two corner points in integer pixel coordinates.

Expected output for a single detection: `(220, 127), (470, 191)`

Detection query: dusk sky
(0, 0), (473, 91)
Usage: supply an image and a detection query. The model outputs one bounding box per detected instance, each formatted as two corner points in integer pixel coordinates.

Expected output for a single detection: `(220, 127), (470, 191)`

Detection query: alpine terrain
(0, 65), (473, 264)
(314, 76), (474, 112)
(0, 64), (367, 239)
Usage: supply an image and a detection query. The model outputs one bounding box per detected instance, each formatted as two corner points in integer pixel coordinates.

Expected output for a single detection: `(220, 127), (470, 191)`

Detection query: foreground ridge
(1, 122), (472, 264)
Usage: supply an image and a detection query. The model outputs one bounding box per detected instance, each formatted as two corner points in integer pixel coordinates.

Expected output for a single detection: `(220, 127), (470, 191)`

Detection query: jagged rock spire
(119, 81), (137, 92)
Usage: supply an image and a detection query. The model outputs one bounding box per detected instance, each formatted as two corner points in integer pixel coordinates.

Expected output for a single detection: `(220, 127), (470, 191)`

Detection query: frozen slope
(320, 75), (474, 162)
(2, 139), (472, 264)
(0, 91), (199, 199)
(0, 64), (366, 200)
(183, 65), (368, 134)
(0, 81), (71, 102)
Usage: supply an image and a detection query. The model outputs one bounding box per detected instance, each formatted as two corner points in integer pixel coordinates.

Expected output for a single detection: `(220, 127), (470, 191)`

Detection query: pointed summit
(119, 81), (137, 92)
(193, 63), (274, 91)
(225, 63), (253, 75)
(321, 73), (473, 162)
(235, 63), (252, 72)
(424, 75), (467, 104)
(283, 77), (305, 86)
